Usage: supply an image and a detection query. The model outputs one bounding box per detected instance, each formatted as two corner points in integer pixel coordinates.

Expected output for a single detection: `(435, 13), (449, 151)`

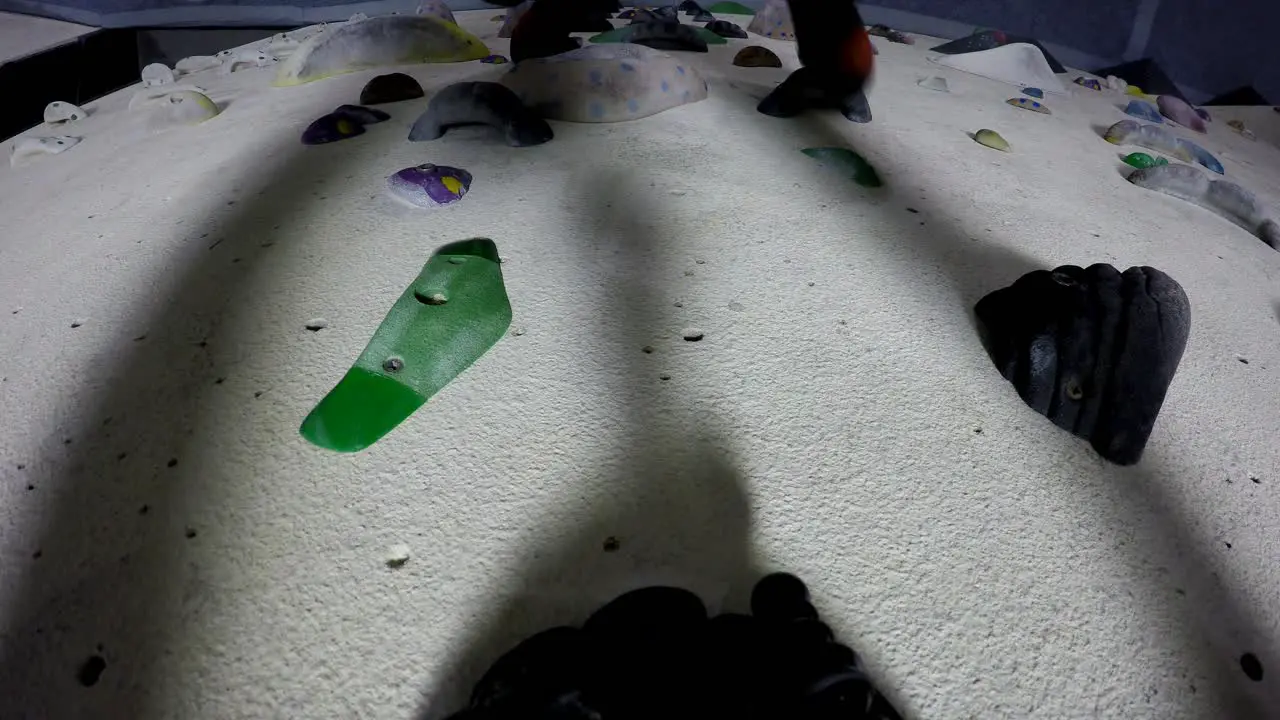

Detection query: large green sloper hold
(300, 239), (511, 452)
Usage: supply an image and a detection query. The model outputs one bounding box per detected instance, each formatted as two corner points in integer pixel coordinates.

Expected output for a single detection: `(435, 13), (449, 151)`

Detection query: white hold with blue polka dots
(499, 44), (708, 123)
(746, 0), (795, 40)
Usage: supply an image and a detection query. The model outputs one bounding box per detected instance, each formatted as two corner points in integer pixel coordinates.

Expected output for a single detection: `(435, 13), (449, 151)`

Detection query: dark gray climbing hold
(678, 0), (705, 14)
(359, 72), (424, 105)
(705, 19), (747, 38)
(622, 20), (710, 51)
(332, 104), (390, 125)
(409, 81), (553, 147)
(974, 264), (1190, 465)
(758, 67), (871, 123)
(692, 10), (713, 22)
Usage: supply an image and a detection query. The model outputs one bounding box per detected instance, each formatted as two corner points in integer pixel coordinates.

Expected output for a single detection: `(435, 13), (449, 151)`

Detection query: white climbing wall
(0, 9), (1278, 719)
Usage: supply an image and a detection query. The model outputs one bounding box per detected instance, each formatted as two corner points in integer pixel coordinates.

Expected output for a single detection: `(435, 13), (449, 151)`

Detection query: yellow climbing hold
(1125, 85), (1144, 96)
(441, 175), (464, 194)
(337, 119), (356, 135)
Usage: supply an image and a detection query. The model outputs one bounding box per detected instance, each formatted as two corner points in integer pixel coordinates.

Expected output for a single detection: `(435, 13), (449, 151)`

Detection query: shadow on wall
(416, 166), (763, 719)
(0, 103), (410, 717)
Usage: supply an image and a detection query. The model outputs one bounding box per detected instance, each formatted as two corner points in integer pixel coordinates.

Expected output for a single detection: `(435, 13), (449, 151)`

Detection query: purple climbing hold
(332, 104), (390, 124)
(1074, 76), (1103, 91)
(387, 164), (473, 208)
(481, 54), (510, 64)
(301, 113), (365, 145)
(1157, 95), (1207, 133)
(1195, 107), (1211, 122)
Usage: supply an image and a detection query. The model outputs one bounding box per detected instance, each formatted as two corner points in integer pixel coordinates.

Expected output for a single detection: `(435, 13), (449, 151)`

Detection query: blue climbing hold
(1123, 100), (1163, 124)
(1022, 87), (1043, 99)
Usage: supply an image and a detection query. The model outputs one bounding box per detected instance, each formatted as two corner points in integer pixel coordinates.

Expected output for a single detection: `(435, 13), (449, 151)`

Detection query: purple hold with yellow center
(481, 54), (509, 64)
(301, 113), (365, 145)
(387, 164), (473, 208)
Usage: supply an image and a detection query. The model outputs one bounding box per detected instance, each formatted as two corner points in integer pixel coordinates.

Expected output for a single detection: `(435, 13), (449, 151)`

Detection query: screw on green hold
(801, 147), (883, 188)
(706, 1), (755, 13)
(299, 238), (512, 452)
(1121, 152), (1169, 169)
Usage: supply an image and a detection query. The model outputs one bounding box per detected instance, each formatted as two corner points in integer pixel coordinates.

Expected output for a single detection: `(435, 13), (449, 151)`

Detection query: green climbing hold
(1121, 152), (1169, 169)
(707, 1), (755, 13)
(801, 147), (883, 188)
(299, 238), (512, 452)
(973, 128), (1010, 152)
(589, 24), (728, 46)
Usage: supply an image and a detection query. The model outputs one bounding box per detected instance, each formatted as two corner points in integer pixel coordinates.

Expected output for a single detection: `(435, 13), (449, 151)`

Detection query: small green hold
(299, 238), (512, 452)
(801, 147), (883, 188)
(1121, 152), (1169, 169)
(973, 128), (1010, 152)
(707, 1), (755, 13)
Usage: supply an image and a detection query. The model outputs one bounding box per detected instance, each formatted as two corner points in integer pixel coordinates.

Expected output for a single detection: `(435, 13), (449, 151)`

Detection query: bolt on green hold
(1121, 152), (1169, 169)
(299, 238), (512, 452)
(973, 128), (1010, 152)
(801, 147), (883, 188)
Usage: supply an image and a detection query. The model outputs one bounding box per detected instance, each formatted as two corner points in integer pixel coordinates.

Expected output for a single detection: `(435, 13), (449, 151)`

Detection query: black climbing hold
(678, 0), (704, 14)
(409, 82), (553, 147)
(1241, 652), (1264, 681)
(705, 19), (747, 39)
(623, 20), (709, 52)
(757, 67), (872, 123)
(359, 72), (425, 105)
(751, 572), (815, 621)
(77, 654), (106, 687)
(466, 626), (602, 718)
(974, 264), (1191, 465)
(692, 10), (713, 22)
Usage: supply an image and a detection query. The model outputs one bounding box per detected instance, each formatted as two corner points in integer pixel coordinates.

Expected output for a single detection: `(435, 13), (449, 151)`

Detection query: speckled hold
(409, 81), (552, 146)
(733, 45), (781, 67)
(973, 128), (1009, 151)
(480, 53), (509, 64)
(1122, 99), (1163, 124)
(1157, 95), (1207, 133)
(360, 72), (425, 104)
(500, 43), (709, 123)
(387, 163), (473, 207)
(1074, 76), (1103, 91)
(1121, 152), (1168, 169)
(746, 0), (794, 40)
(705, 19), (747, 38)
(302, 113), (365, 144)
(1006, 97), (1049, 114)
(1022, 87), (1043, 98)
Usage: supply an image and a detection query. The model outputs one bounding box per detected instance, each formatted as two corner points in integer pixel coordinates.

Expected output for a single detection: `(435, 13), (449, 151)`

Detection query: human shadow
(415, 166), (761, 719)
(0, 96), (410, 717)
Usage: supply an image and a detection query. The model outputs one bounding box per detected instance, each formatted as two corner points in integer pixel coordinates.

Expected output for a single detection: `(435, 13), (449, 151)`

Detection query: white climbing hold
(274, 15), (488, 86)
(129, 84), (208, 110)
(10, 136), (81, 167)
(917, 76), (949, 92)
(930, 43), (1066, 95)
(141, 62), (175, 87)
(385, 544), (411, 567)
(219, 50), (276, 75)
(175, 54), (224, 74)
(416, 0), (457, 24)
(44, 101), (87, 125)
(1105, 74), (1128, 92)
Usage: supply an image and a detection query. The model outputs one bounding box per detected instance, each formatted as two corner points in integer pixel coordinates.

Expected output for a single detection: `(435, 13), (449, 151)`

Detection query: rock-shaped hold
(1157, 95), (1207, 133)
(707, 1), (754, 13)
(1074, 76), (1103, 91)
(1103, 120), (1221, 174)
(1006, 97), (1049, 114)
(387, 163), (473, 208)
(590, 21), (719, 51)
(975, 264), (1190, 465)
(868, 24), (912, 44)
(973, 128), (1009, 151)
(480, 53), (509, 64)
(141, 62), (175, 87)
(409, 81), (552, 147)
(918, 76), (949, 92)
(691, 10), (714, 22)
(275, 15), (488, 86)
(931, 43), (1066, 95)
(302, 113), (366, 144)
(501, 43), (708, 123)
(733, 45), (782, 68)
(616, 7), (636, 19)
(150, 90), (220, 127)
(1121, 152), (1168, 169)
(416, 0), (456, 24)
(758, 67), (871, 122)
(1127, 164), (1279, 249)
(360, 72), (425, 104)
(930, 30), (1066, 73)
(746, 0), (794, 40)
(10, 136), (80, 167)
(1122, 99), (1163, 123)
(1022, 86), (1043, 98)
(801, 147), (882, 187)
(678, 0), (706, 14)
(705, 19), (747, 39)
(44, 101), (87, 125)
